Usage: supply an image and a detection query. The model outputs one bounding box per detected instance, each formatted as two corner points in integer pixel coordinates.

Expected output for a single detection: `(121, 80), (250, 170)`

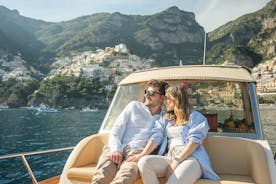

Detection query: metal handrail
(0, 146), (74, 184)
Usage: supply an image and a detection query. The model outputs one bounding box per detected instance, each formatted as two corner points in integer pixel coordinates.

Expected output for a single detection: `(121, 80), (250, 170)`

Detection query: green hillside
(206, 0), (275, 67)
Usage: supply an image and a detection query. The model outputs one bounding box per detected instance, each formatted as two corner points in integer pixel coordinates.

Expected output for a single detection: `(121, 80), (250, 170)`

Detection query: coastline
(259, 103), (276, 109)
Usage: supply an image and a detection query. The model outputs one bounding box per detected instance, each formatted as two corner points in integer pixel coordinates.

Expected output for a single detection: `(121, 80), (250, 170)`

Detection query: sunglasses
(144, 89), (162, 96)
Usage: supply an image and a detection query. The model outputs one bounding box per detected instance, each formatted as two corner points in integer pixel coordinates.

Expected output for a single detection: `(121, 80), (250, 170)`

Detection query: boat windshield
(100, 83), (146, 131)
(100, 80), (260, 139)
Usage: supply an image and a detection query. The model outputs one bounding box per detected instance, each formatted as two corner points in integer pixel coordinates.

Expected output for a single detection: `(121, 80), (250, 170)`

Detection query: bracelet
(173, 156), (181, 163)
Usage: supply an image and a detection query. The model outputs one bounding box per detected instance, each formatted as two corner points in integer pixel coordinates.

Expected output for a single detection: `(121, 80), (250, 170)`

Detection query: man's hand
(110, 151), (123, 166)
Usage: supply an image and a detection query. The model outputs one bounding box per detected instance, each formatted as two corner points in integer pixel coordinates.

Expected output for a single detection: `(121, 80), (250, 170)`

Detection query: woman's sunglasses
(144, 89), (162, 96)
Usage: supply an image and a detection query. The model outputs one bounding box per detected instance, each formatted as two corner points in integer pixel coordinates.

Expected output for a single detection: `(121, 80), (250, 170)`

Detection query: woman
(138, 85), (219, 184)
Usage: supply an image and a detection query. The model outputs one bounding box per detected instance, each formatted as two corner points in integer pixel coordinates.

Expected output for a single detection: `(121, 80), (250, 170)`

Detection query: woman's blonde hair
(165, 85), (191, 126)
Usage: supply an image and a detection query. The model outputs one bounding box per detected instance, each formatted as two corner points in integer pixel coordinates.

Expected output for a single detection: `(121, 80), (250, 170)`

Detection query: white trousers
(138, 155), (202, 184)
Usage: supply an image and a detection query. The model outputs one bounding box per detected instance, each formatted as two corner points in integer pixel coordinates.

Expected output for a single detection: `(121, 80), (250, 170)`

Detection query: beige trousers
(92, 146), (141, 184)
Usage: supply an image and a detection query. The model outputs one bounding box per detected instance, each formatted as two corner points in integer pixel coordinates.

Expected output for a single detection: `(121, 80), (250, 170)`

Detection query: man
(92, 79), (168, 184)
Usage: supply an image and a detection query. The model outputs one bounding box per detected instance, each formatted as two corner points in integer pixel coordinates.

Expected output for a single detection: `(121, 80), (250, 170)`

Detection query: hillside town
(252, 57), (276, 94)
(48, 43), (154, 85)
(1, 44), (276, 101)
(0, 51), (40, 82)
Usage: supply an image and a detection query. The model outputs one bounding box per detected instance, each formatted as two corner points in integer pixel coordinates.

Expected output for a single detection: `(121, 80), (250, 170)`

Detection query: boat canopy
(119, 65), (256, 85)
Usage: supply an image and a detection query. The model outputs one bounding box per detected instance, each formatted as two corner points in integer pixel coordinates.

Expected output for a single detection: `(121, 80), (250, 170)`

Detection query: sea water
(0, 108), (106, 184)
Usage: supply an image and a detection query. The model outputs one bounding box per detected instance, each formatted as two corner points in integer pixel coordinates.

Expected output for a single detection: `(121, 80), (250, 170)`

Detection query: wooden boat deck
(38, 176), (60, 184)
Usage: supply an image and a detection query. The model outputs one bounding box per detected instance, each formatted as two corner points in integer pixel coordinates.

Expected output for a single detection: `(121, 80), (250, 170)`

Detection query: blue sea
(0, 106), (275, 184)
(0, 108), (106, 184)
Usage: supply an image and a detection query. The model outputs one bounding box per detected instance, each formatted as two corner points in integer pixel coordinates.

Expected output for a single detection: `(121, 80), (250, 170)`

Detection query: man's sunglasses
(144, 89), (162, 96)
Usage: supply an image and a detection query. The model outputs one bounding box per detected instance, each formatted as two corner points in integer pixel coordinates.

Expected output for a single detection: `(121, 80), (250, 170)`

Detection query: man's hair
(146, 79), (169, 95)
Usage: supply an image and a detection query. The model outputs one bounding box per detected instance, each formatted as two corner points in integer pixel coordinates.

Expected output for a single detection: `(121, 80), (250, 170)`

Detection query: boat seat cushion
(67, 164), (96, 182)
(204, 137), (271, 184)
(195, 175), (255, 184)
(65, 135), (271, 184)
(67, 166), (256, 184)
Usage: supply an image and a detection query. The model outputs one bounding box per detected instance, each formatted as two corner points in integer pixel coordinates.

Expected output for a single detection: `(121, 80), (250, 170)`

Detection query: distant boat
(36, 107), (59, 113)
(0, 105), (9, 109)
(81, 107), (99, 112)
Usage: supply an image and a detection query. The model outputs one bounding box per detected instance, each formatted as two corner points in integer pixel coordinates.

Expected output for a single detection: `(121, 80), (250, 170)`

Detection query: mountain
(206, 0), (275, 67)
(0, 6), (49, 61)
(0, 5), (205, 67)
(0, 2), (274, 69)
(36, 6), (205, 66)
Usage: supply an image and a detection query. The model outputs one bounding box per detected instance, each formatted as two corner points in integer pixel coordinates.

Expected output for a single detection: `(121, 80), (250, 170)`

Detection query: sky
(0, 0), (270, 32)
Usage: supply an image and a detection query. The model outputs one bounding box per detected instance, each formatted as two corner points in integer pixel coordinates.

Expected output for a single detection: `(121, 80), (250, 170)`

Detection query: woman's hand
(126, 153), (143, 162)
(165, 160), (179, 179)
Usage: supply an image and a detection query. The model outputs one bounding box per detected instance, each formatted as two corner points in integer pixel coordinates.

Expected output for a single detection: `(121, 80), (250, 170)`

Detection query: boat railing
(0, 146), (74, 184)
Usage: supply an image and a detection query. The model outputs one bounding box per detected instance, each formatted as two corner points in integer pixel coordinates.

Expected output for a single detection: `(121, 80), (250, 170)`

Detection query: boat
(0, 105), (9, 109)
(56, 65), (275, 184)
(81, 107), (99, 112)
(1, 65), (275, 184)
(36, 107), (59, 113)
